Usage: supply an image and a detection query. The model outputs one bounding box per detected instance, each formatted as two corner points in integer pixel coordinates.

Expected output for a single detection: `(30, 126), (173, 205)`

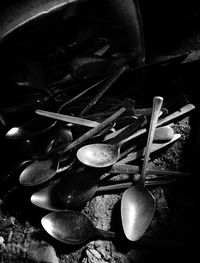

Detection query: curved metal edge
(0, 0), (85, 42)
(106, 0), (145, 65)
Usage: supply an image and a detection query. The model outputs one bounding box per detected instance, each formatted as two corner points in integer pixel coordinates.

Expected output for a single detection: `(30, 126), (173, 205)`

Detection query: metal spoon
(31, 172), (184, 211)
(30, 180), (66, 211)
(5, 115), (56, 140)
(41, 210), (116, 245)
(76, 116), (145, 168)
(121, 96), (163, 241)
(41, 210), (185, 248)
(35, 109), (101, 128)
(19, 108), (125, 186)
(76, 110), (176, 168)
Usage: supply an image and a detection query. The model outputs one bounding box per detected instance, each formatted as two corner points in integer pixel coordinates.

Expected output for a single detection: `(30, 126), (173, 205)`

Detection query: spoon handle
(83, 98), (135, 120)
(115, 133), (181, 165)
(157, 103), (195, 126)
(56, 78), (106, 109)
(35, 109), (100, 127)
(106, 116), (145, 146)
(110, 163), (189, 177)
(79, 65), (129, 116)
(141, 97), (163, 181)
(58, 107), (126, 156)
(97, 179), (178, 192)
(96, 229), (116, 240)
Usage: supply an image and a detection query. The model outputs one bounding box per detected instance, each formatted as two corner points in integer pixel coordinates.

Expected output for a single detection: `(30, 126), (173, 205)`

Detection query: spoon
(41, 210), (116, 245)
(35, 109), (101, 128)
(19, 108), (125, 186)
(31, 180), (66, 211)
(121, 96), (163, 241)
(75, 108), (177, 168)
(41, 210), (185, 249)
(5, 115), (56, 140)
(31, 173), (183, 211)
(76, 116), (145, 168)
(76, 117), (144, 169)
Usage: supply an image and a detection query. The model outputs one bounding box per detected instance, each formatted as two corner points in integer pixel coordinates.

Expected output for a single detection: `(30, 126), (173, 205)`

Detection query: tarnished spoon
(121, 96), (163, 241)
(41, 210), (116, 245)
(31, 173), (184, 211)
(76, 117), (174, 168)
(5, 116), (56, 140)
(76, 118), (145, 168)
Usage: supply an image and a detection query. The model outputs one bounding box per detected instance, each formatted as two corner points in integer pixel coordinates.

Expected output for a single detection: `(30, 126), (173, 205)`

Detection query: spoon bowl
(30, 180), (66, 211)
(41, 210), (115, 245)
(5, 116), (56, 140)
(77, 143), (118, 168)
(77, 116), (146, 168)
(19, 159), (59, 186)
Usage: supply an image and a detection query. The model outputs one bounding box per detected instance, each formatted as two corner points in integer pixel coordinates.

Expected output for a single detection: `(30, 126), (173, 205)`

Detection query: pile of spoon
(26, 96), (194, 245)
(0, 71), (195, 246)
(0, 0), (197, 251)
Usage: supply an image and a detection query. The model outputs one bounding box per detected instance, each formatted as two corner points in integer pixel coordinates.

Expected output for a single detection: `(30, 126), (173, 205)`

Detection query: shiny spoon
(121, 96), (163, 241)
(35, 109), (101, 128)
(41, 210), (116, 245)
(76, 118), (173, 168)
(19, 108), (125, 186)
(5, 116), (56, 140)
(41, 210), (185, 249)
(31, 173), (184, 211)
(76, 116), (145, 168)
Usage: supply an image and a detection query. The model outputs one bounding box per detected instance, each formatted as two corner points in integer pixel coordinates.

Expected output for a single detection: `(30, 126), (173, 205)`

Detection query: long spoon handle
(110, 162), (189, 177)
(56, 78), (106, 109)
(97, 179), (178, 192)
(79, 65), (129, 116)
(35, 109), (100, 127)
(106, 116), (145, 146)
(141, 97), (163, 182)
(97, 229), (116, 240)
(157, 103), (195, 126)
(58, 107), (126, 156)
(116, 133), (181, 165)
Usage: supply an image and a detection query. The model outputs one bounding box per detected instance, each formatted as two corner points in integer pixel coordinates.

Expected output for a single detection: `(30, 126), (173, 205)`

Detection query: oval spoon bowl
(77, 143), (119, 168)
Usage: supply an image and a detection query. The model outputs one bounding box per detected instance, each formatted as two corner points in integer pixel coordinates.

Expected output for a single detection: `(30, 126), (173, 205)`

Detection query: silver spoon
(76, 116), (145, 168)
(41, 210), (116, 245)
(121, 96), (163, 241)
(76, 123), (175, 168)
(31, 173), (183, 211)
